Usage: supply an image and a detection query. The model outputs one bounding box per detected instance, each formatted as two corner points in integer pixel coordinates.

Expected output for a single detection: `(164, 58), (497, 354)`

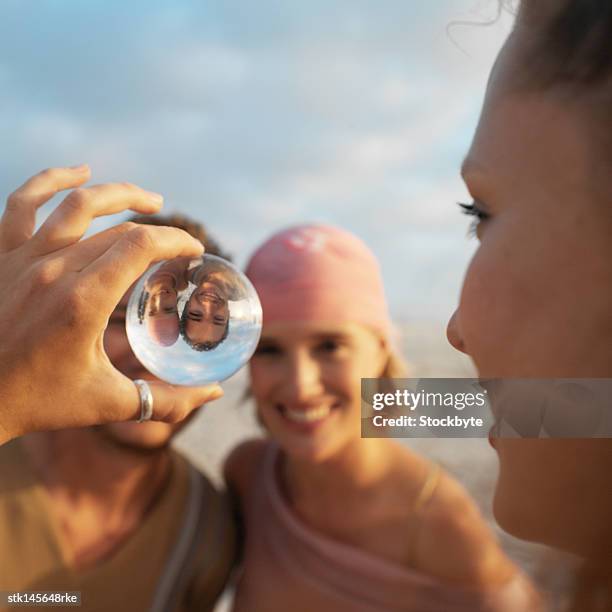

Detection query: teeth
(284, 406), (331, 423)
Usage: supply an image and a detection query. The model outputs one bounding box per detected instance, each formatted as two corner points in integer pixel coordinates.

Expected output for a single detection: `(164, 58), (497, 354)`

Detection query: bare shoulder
(223, 438), (268, 502)
(415, 469), (519, 587)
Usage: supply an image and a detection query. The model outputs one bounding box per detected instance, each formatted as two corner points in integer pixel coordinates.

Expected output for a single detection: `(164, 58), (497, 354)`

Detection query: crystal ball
(126, 254), (262, 385)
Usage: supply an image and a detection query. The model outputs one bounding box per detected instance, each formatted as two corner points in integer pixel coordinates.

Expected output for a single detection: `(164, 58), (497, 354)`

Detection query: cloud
(0, 0), (513, 320)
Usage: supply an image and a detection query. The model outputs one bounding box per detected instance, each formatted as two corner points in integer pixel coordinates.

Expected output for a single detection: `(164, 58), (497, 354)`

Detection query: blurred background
(0, 0), (576, 607)
(0, 0), (512, 321)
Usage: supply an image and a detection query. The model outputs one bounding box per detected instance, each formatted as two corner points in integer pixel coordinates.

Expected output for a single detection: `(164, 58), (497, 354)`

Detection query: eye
(254, 342), (281, 356)
(315, 339), (345, 354)
(459, 201), (490, 237)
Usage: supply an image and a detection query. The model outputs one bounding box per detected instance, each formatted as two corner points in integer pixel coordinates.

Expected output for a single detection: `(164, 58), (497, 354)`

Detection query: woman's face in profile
(446, 24), (612, 555)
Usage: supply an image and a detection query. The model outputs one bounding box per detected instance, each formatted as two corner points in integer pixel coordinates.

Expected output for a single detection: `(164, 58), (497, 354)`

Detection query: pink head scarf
(245, 224), (392, 339)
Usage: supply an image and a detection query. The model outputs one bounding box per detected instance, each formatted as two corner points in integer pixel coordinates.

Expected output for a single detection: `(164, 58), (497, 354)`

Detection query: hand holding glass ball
(126, 255), (262, 385)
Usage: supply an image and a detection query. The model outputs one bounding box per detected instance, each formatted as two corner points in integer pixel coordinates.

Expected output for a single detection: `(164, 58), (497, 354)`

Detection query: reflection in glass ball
(126, 255), (262, 385)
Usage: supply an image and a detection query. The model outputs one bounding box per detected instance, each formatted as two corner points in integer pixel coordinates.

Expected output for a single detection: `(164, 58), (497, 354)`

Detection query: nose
(284, 350), (325, 404)
(446, 309), (467, 354)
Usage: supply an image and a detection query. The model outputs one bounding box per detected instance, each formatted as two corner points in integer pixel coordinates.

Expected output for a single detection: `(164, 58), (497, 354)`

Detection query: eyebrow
(274, 332), (351, 343)
(312, 332), (352, 343)
(259, 332), (351, 344)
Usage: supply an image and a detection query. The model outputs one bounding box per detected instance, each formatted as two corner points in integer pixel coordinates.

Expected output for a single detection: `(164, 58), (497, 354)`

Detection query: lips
(285, 405), (331, 423)
(488, 427), (498, 449)
(276, 401), (340, 429)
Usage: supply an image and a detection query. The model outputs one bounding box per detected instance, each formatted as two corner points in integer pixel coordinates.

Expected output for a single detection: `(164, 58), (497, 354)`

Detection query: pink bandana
(245, 225), (392, 339)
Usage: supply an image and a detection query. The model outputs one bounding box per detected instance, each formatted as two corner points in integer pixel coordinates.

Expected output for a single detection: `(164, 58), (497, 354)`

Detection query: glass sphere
(126, 254), (262, 385)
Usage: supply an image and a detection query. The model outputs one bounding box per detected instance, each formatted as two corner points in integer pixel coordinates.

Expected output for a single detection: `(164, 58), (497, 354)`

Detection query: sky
(0, 0), (514, 321)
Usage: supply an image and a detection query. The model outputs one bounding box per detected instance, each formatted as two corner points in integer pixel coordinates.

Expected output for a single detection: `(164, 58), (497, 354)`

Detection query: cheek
(248, 360), (278, 403)
(458, 213), (610, 376)
(459, 249), (508, 371)
(327, 358), (370, 407)
(458, 231), (542, 376)
(105, 421), (176, 446)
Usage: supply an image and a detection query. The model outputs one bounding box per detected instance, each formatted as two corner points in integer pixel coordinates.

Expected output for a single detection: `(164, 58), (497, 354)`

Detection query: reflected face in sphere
(126, 255), (262, 386)
(445, 22), (612, 556)
(249, 321), (387, 462)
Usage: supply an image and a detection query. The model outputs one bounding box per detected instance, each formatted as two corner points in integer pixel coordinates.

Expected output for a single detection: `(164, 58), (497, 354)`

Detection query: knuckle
(64, 188), (92, 213)
(112, 221), (138, 236)
(161, 394), (185, 423)
(169, 407), (188, 424)
(31, 260), (61, 287)
(124, 225), (156, 252)
(119, 181), (138, 191)
(62, 284), (89, 326)
(38, 167), (57, 180)
(5, 191), (25, 212)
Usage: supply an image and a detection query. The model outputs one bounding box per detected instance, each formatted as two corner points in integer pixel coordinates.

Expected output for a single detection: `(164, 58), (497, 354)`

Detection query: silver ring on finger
(133, 379), (154, 422)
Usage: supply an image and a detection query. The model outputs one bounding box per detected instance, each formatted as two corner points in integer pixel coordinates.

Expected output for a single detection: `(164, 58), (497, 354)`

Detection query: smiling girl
(225, 224), (539, 611)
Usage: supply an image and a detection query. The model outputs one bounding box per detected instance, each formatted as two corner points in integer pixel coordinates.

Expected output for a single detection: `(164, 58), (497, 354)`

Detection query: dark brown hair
(520, 0), (612, 85)
(459, 1), (611, 87)
(512, 0), (612, 198)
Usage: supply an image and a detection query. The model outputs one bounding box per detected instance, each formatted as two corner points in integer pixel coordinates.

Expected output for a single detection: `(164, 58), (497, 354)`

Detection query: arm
(415, 473), (543, 607)
(0, 166), (223, 444)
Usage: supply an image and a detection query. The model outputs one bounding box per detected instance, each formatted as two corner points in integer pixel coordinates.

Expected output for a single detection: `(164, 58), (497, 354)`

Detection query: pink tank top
(231, 443), (539, 612)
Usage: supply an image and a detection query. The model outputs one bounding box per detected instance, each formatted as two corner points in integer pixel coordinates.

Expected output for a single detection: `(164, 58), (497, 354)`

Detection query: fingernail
(209, 387), (224, 401)
(70, 163), (89, 172)
(146, 191), (164, 205)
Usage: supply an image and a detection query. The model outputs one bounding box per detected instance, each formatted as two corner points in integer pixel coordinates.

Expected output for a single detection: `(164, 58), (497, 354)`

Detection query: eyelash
(458, 201), (489, 237)
(254, 345), (279, 356)
(254, 340), (344, 357)
(317, 340), (341, 353)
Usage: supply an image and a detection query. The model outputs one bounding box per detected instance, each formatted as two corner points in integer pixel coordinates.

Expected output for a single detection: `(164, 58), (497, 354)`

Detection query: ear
(377, 337), (390, 378)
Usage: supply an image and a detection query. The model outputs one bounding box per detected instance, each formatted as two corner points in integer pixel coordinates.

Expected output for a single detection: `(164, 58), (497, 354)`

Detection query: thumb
(110, 376), (224, 424)
(148, 380), (224, 423)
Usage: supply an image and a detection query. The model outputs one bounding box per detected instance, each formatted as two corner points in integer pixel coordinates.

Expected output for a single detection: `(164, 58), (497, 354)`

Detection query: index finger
(30, 182), (164, 256)
(0, 165), (91, 251)
(79, 224), (205, 314)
